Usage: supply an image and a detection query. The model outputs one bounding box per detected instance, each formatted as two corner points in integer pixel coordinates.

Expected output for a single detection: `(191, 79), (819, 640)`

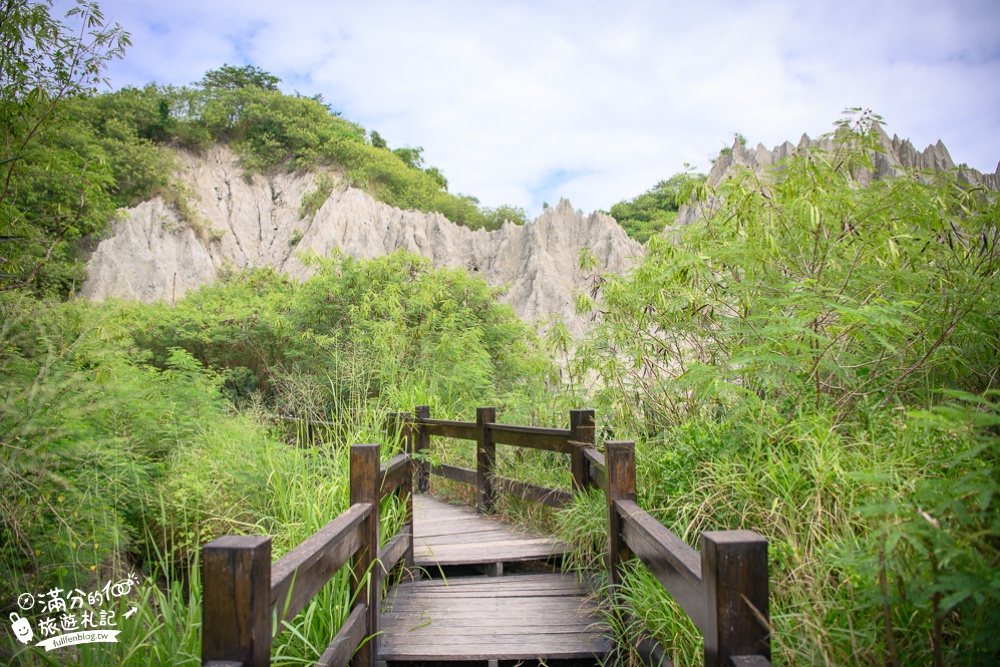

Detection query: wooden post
(569, 409), (596, 492)
(400, 412), (415, 570)
(605, 441), (636, 589)
(386, 412), (401, 450)
(701, 531), (770, 667)
(350, 443), (380, 667)
(476, 407), (497, 514)
(201, 535), (272, 667)
(413, 405), (431, 493)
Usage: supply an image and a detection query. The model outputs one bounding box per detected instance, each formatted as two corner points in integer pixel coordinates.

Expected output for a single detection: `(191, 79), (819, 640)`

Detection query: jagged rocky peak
(674, 126), (999, 227)
(82, 146), (642, 336)
(708, 124), (998, 190)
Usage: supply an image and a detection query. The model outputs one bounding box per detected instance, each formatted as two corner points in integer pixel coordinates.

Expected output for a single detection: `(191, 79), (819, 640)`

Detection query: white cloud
(90, 0), (1000, 218)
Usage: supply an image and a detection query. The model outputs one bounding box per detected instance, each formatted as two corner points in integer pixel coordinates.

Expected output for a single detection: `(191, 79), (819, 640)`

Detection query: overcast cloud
(90, 0), (1000, 218)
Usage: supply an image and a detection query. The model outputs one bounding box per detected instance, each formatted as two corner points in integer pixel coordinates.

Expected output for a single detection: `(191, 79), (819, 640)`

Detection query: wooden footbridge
(201, 408), (772, 667)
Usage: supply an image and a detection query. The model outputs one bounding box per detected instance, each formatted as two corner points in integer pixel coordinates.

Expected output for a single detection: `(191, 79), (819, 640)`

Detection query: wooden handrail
(379, 452), (410, 500)
(201, 440), (415, 667)
(270, 502), (371, 625)
(604, 441), (771, 667)
(582, 446), (607, 491)
(493, 475), (573, 508)
(430, 463), (477, 486)
(315, 602), (367, 667)
(616, 498), (705, 631)
(417, 418), (478, 441)
(414, 406), (592, 513)
(486, 423), (573, 453)
(273, 406), (773, 667)
(379, 525), (412, 575)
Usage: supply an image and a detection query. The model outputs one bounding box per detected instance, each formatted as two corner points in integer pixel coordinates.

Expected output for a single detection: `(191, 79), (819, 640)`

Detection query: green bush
(608, 170), (706, 243)
(568, 111), (1000, 664)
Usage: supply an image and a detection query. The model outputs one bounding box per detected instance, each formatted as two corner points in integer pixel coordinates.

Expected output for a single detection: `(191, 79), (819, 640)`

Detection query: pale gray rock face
(674, 129), (999, 227)
(82, 146), (642, 335)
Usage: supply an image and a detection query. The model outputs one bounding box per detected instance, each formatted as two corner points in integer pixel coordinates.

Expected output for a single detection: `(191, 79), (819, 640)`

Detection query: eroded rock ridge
(83, 146), (642, 335)
(676, 127), (1000, 226)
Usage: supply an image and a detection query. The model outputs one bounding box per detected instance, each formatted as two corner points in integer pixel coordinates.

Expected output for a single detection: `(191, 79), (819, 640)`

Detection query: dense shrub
(567, 111), (1000, 664)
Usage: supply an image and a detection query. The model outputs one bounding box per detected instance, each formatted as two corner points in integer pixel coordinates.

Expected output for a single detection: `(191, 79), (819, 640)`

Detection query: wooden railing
(412, 406), (596, 510)
(201, 424), (415, 667)
(410, 406), (772, 667)
(201, 407), (771, 667)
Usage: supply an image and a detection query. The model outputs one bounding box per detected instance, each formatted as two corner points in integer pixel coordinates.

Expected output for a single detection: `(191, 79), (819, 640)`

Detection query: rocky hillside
(676, 126), (1000, 226)
(83, 146), (642, 335)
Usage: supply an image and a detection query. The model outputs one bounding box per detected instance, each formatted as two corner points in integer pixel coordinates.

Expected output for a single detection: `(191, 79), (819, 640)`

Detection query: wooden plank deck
(412, 494), (569, 569)
(380, 574), (610, 662)
(378, 494), (610, 664)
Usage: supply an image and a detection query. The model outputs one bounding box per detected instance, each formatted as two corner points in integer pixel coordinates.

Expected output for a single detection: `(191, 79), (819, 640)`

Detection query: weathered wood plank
(616, 498), (705, 631)
(412, 495), (567, 567)
(379, 452), (410, 500)
(729, 656), (773, 667)
(583, 446), (607, 491)
(429, 463), (476, 486)
(387, 581), (583, 597)
(379, 637), (610, 662)
(582, 446), (605, 470)
(417, 519), (510, 533)
(315, 602), (367, 667)
(378, 526), (411, 575)
(414, 548), (567, 567)
(390, 572), (580, 588)
(487, 423), (574, 454)
(379, 574), (610, 662)
(270, 503), (370, 625)
(419, 419), (478, 441)
(492, 475), (572, 508)
(416, 529), (531, 544)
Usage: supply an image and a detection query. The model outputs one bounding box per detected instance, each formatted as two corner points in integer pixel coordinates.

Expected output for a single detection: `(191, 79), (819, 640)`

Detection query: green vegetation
(608, 170), (706, 243)
(2, 53), (528, 296)
(1, 0), (131, 297)
(562, 110), (1000, 665)
(3, 4), (998, 664)
(2, 251), (554, 665)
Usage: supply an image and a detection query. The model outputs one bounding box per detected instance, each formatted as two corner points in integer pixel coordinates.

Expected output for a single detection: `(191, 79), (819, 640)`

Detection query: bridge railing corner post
(350, 443), (381, 667)
(400, 412), (415, 569)
(701, 530), (770, 667)
(605, 440), (636, 590)
(201, 534), (272, 667)
(413, 405), (431, 493)
(569, 409), (596, 492)
(476, 407), (497, 514)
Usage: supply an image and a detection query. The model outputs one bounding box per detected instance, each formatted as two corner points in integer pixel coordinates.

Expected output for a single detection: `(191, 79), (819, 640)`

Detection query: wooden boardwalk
(412, 494), (569, 573)
(201, 411), (773, 667)
(380, 495), (610, 665)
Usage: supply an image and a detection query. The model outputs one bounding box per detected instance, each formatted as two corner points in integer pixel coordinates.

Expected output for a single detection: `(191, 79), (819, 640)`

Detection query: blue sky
(88, 0), (1000, 219)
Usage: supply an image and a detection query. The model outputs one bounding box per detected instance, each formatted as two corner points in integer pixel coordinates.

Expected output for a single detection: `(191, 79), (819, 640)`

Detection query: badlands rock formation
(83, 146), (642, 335)
(676, 126), (1000, 226)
